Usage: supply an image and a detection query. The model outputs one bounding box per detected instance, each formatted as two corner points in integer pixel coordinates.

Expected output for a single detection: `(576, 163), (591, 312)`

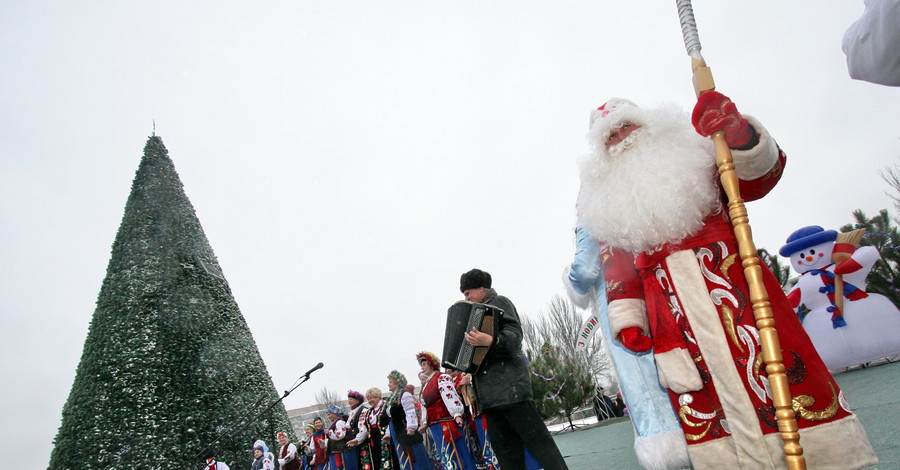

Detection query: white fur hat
(587, 98), (644, 151)
(588, 97), (638, 129)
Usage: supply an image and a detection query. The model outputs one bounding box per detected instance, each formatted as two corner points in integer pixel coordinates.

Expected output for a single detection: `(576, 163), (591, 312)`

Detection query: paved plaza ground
(551, 359), (900, 469)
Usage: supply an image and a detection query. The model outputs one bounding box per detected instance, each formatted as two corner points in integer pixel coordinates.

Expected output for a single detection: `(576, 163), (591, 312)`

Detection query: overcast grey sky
(1, 1), (897, 468)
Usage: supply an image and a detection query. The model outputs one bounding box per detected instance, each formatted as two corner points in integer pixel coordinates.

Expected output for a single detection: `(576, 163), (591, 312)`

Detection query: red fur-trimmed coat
(602, 144), (877, 469)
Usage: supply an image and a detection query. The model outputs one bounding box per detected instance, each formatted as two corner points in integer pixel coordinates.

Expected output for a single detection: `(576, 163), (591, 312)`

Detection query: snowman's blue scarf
(808, 266), (864, 329)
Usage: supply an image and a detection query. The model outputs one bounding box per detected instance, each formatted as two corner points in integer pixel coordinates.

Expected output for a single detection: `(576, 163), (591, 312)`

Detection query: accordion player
(442, 300), (503, 374)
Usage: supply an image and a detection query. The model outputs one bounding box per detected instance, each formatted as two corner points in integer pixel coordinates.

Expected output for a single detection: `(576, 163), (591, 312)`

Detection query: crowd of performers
(201, 268), (564, 470)
(220, 351), (540, 470)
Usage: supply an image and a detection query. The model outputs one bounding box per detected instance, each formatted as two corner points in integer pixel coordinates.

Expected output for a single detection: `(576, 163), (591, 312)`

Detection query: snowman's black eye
(810, 249), (816, 255)
(800, 252), (806, 258)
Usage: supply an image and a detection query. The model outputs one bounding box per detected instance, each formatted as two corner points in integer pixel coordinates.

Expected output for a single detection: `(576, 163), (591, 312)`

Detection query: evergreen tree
(523, 296), (605, 428)
(49, 136), (294, 469)
(556, 354), (595, 429)
(528, 343), (594, 430)
(530, 343), (562, 420)
(758, 248), (797, 292)
(839, 209), (900, 307)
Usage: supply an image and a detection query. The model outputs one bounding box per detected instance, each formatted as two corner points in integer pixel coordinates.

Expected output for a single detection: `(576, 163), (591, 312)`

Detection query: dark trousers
(484, 401), (568, 470)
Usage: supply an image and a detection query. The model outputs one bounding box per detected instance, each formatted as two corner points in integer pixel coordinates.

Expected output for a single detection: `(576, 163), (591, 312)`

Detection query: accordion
(442, 300), (503, 374)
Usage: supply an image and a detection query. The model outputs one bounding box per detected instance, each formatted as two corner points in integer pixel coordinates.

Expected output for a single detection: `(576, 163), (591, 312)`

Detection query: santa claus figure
(576, 91), (877, 469)
(780, 225), (900, 371)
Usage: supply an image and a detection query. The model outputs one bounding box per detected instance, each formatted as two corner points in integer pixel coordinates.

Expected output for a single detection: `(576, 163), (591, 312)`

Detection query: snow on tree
(49, 136), (294, 469)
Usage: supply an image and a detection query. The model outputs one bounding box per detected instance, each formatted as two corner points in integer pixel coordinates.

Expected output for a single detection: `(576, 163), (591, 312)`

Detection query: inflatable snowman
(780, 225), (900, 371)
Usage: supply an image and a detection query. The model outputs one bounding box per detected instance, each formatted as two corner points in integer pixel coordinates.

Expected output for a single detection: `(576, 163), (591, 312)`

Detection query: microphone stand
(196, 363), (325, 468)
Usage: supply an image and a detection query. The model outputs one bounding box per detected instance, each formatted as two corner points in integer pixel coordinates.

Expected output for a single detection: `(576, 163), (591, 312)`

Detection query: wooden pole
(690, 55), (807, 470)
(833, 228), (867, 316)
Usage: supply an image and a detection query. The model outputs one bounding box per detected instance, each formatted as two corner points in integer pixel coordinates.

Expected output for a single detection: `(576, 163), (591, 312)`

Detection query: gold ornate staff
(675, 2), (807, 469)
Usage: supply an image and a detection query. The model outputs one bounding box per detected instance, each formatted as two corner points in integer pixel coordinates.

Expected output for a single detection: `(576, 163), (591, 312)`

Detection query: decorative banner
(575, 312), (601, 351)
(531, 371), (556, 381)
(547, 379), (567, 400)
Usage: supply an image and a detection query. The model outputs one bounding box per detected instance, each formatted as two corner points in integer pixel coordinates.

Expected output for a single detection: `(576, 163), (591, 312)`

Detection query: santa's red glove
(619, 326), (652, 353)
(692, 91), (753, 148)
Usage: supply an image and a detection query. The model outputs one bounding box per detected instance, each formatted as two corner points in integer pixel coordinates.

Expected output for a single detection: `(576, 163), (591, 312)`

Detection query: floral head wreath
(347, 389), (364, 403)
(416, 351), (441, 371)
(388, 370), (407, 389)
(387, 370), (408, 405)
(326, 404), (345, 417)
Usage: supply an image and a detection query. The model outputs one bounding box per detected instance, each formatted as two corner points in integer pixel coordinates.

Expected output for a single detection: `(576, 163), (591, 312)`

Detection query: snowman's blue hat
(779, 225), (837, 257)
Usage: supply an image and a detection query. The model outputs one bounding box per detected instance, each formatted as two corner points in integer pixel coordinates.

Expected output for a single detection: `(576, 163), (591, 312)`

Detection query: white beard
(577, 103), (722, 253)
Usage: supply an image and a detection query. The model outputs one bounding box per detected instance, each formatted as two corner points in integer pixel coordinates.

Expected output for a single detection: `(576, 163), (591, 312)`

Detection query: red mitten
(833, 242), (858, 274)
(619, 326), (652, 353)
(787, 289), (801, 309)
(692, 91), (752, 148)
(832, 242), (856, 258)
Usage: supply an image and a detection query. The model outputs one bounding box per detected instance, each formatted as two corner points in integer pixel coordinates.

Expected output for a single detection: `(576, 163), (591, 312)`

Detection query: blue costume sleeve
(568, 226), (603, 296)
(568, 225), (689, 469)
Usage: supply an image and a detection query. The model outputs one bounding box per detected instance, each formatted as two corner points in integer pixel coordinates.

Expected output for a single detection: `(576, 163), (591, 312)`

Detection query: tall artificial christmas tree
(49, 135), (293, 469)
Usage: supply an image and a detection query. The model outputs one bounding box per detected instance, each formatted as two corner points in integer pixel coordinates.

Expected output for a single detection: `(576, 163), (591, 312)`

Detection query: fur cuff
(608, 298), (649, 337)
(731, 115), (778, 181)
(655, 348), (703, 393)
(562, 266), (595, 310)
(634, 428), (691, 470)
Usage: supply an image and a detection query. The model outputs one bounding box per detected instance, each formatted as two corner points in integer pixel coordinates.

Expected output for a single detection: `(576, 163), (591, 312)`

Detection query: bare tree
(879, 157), (900, 222)
(315, 386), (344, 410)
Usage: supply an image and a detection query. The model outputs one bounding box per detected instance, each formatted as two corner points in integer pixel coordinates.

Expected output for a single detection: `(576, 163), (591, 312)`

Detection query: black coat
(593, 394), (616, 421)
(471, 289), (534, 411)
(387, 398), (423, 446)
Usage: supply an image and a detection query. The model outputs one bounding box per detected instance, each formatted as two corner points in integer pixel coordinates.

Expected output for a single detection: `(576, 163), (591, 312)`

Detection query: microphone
(303, 362), (324, 378)
(283, 363), (325, 396)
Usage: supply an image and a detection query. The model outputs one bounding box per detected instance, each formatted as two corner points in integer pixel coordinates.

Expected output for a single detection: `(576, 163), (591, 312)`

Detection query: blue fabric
(388, 422), (431, 470)
(568, 226), (604, 296)
(473, 417), (499, 469)
(523, 446), (541, 470)
(779, 225), (837, 257)
(326, 454), (344, 470)
(341, 447), (359, 470)
(426, 422), (478, 470)
(809, 267), (858, 329)
(569, 226), (682, 439)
